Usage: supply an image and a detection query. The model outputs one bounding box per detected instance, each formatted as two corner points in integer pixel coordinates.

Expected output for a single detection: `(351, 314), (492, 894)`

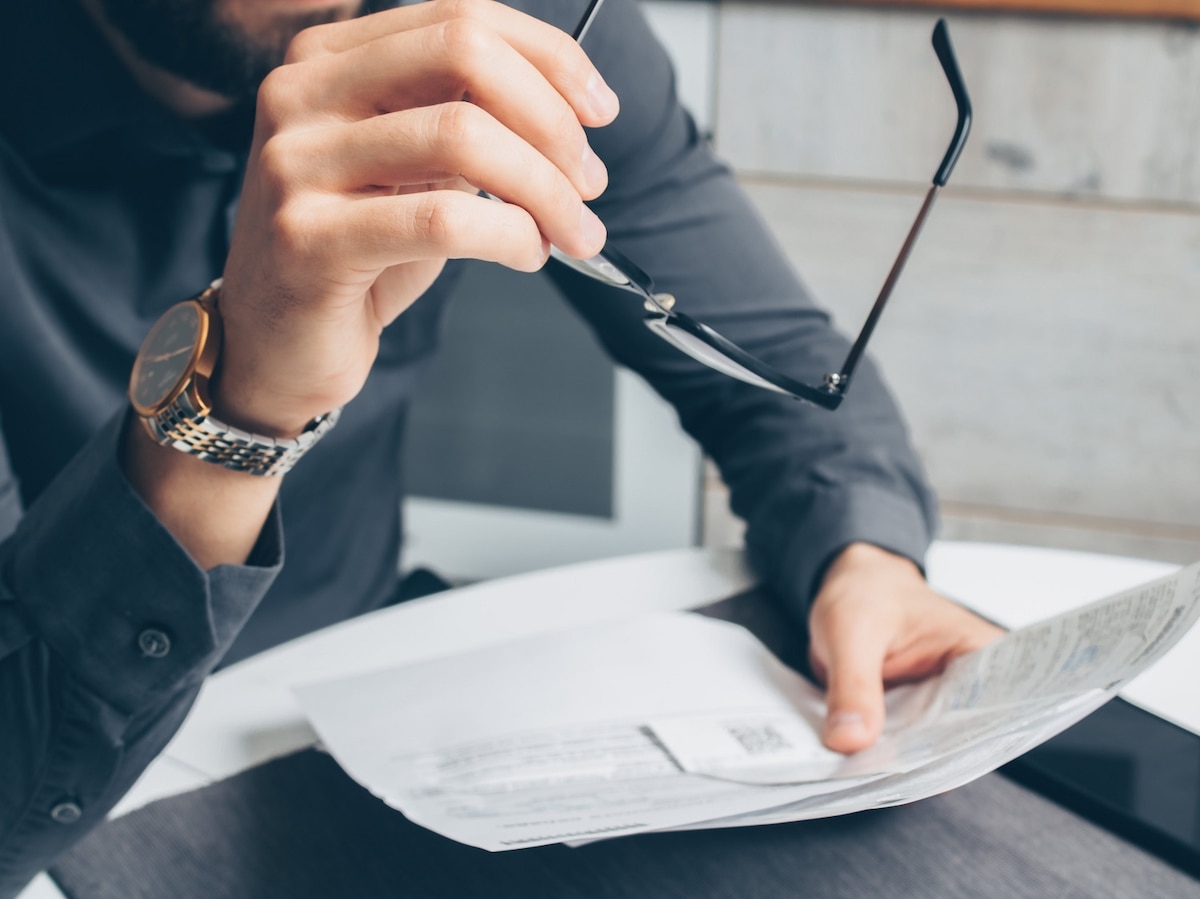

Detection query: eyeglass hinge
(643, 293), (677, 314)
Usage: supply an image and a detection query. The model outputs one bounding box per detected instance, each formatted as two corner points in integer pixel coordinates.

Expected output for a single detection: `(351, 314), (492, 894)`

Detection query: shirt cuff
(9, 410), (282, 717)
(747, 483), (936, 623)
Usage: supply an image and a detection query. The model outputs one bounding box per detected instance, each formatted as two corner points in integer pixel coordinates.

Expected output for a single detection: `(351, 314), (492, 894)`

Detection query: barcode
(727, 723), (790, 755)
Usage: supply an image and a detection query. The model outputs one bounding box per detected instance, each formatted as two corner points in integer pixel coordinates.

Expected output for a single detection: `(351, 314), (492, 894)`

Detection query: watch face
(131, 302), (203, 413)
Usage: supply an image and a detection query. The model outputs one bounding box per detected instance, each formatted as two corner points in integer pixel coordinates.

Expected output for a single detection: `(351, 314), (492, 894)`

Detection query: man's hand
(808, 542), (1003, 754)
(215, 0), (620, 436)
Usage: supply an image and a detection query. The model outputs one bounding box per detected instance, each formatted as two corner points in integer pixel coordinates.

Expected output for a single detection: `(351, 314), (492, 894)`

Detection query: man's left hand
(807, 542), (1004, 754)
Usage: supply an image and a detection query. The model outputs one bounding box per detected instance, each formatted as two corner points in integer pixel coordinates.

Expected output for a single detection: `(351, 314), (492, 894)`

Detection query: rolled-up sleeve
(0, 411), (281, 897)
(542, 0), (938, 617)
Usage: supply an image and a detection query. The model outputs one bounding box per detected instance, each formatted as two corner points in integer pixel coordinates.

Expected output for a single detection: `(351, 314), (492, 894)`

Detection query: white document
(297, 614), (887, 849)
(296, 560), (1200, 851)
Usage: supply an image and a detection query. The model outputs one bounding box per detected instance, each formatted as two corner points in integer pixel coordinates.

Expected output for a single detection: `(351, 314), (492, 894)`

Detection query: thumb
(821, 634), (888, 754)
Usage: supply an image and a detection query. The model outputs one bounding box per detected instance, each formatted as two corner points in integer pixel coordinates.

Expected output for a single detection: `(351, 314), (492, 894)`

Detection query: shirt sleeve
(544, 0), (939, 617)
(0, 410), (282, 897)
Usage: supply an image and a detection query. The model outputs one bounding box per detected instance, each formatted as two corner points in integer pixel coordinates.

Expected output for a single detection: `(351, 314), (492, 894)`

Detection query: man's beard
(97, 0), (365, 99)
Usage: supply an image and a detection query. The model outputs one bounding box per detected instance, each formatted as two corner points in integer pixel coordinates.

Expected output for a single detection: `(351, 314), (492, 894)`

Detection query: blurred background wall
(643, 0), (1200, 564)
(404, 1), (1200, 578)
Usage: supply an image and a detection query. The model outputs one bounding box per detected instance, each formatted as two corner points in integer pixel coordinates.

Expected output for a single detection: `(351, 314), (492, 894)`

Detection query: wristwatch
(129, 280), (340, 476)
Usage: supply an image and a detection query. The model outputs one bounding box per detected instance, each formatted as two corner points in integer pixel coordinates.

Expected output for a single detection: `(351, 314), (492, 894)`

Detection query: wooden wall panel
(715, 5), (1200, 206)
(847, 0), (1200, 22)
(737, 179), (1200, 552)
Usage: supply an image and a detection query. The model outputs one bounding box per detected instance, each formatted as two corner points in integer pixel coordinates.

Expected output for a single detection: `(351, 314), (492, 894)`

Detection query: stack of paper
(296, 561), (1200, 850)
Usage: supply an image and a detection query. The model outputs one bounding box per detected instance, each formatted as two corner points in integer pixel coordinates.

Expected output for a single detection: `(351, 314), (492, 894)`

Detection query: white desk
(19, 542), (1196, 899)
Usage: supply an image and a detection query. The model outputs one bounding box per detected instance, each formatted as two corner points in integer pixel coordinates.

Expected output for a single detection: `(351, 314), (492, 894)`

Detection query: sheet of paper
(640, 561), (1200, 789)
(297, 561), (1200, 851)
(297, 614), (889, 850)
(937, 564), (1200, 710)
(658, 690), (1107, 834)
(929, 545), (1200, 737)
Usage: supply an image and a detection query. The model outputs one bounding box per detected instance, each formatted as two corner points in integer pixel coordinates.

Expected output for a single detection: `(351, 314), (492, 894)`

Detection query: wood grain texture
(736, 178), (1200, 533)
(839, 0), (1200, 22)
(715, 5), (1200, 205)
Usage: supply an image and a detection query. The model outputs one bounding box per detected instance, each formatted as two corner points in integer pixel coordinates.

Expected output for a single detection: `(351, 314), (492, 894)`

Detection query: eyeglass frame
(551, 12), (973, 410)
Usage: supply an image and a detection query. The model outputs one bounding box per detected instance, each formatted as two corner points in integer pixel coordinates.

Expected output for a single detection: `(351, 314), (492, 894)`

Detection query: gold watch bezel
(130, 285), (222, 419)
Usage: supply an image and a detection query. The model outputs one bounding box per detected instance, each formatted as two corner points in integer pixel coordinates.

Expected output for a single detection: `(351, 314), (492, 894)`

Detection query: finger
(288, 0), (620, 124)
(289, 0), (526, 56)
(961, 615), (1006, 650)
(880, 604), (1005, 685)
(807, 646), (827, 685)
(820, 627), (889, 754)
(278, 104), (605, 258)
(313, 190), (551, 283)
(270, 25), (609, 203)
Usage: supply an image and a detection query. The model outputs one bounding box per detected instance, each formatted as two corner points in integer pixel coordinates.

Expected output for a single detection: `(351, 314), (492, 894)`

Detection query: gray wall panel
(737, 179), (1200, 559)
(716, 5), (1200, 207)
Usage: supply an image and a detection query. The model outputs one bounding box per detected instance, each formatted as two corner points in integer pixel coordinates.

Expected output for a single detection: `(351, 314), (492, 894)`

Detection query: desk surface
(19, 542), (1196, 899)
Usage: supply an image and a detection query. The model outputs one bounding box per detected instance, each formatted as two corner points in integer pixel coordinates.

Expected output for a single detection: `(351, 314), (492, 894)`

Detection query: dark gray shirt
(0, 0), (937, 891)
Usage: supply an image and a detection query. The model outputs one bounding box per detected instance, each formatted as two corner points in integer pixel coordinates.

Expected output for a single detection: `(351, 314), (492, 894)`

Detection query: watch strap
(143, 385), (342, 477)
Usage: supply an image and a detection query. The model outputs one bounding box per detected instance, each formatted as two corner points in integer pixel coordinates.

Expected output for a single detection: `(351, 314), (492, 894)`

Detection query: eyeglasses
(553, 11), (973, 410)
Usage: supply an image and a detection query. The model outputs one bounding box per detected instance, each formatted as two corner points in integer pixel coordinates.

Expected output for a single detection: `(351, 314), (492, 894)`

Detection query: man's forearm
(0, 413), (283, 894)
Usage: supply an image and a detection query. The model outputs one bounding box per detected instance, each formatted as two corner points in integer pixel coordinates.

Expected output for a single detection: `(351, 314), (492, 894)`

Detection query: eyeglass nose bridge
(643, 310), (847, 409)
(500, 15), (968, 411)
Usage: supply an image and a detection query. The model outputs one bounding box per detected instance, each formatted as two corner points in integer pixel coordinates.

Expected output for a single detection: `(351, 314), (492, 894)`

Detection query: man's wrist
(121, 412), (281, 569)
(129, 280), (342, 473)
(819, 542), (923, 596)
(209, 334), (355, 441)
(205, 376), (321, 442)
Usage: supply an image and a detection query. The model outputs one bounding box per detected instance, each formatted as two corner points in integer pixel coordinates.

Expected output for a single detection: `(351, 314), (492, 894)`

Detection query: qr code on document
(726, 723), (791, 755)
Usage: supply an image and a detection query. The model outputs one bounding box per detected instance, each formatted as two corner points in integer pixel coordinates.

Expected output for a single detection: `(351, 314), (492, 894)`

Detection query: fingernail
(582, 144), (608, 193)
(587, 71), (620, 119)
(581, 205), (606, 249)
(826, 711), (867, 739)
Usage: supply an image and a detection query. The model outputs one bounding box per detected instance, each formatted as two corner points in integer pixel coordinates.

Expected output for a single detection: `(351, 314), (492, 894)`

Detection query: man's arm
(537, 0), (1001, 750)
(0, 413), (281, 896)
(122, 416), (280, 570)
(2, 2), (625, 887)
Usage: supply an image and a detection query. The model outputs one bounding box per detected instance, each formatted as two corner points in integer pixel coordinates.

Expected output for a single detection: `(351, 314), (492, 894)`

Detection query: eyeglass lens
(643, 317), (795, 396)
(550, 5), (970, 408)
(547, 246), (632, 287)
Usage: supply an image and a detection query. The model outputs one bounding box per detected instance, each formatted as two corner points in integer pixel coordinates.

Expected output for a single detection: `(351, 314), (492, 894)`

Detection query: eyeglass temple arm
(829, 185), (940, 393)
(573, 0), (606, 42)
(932, 18), (972, 188)
(827, 18), (972, 394)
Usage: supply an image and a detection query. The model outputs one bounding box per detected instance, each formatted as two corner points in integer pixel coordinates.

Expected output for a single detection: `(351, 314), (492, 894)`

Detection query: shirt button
(50, 801), (82, 824)
(137, 628), (172, 659)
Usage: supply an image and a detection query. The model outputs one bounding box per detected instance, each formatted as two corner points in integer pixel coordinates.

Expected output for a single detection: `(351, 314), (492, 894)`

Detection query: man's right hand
(214, 0), (620, 437)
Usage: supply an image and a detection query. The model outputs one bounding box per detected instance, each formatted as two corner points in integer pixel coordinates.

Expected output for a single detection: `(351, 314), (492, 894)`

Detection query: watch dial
(131, 303), (202, 411)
